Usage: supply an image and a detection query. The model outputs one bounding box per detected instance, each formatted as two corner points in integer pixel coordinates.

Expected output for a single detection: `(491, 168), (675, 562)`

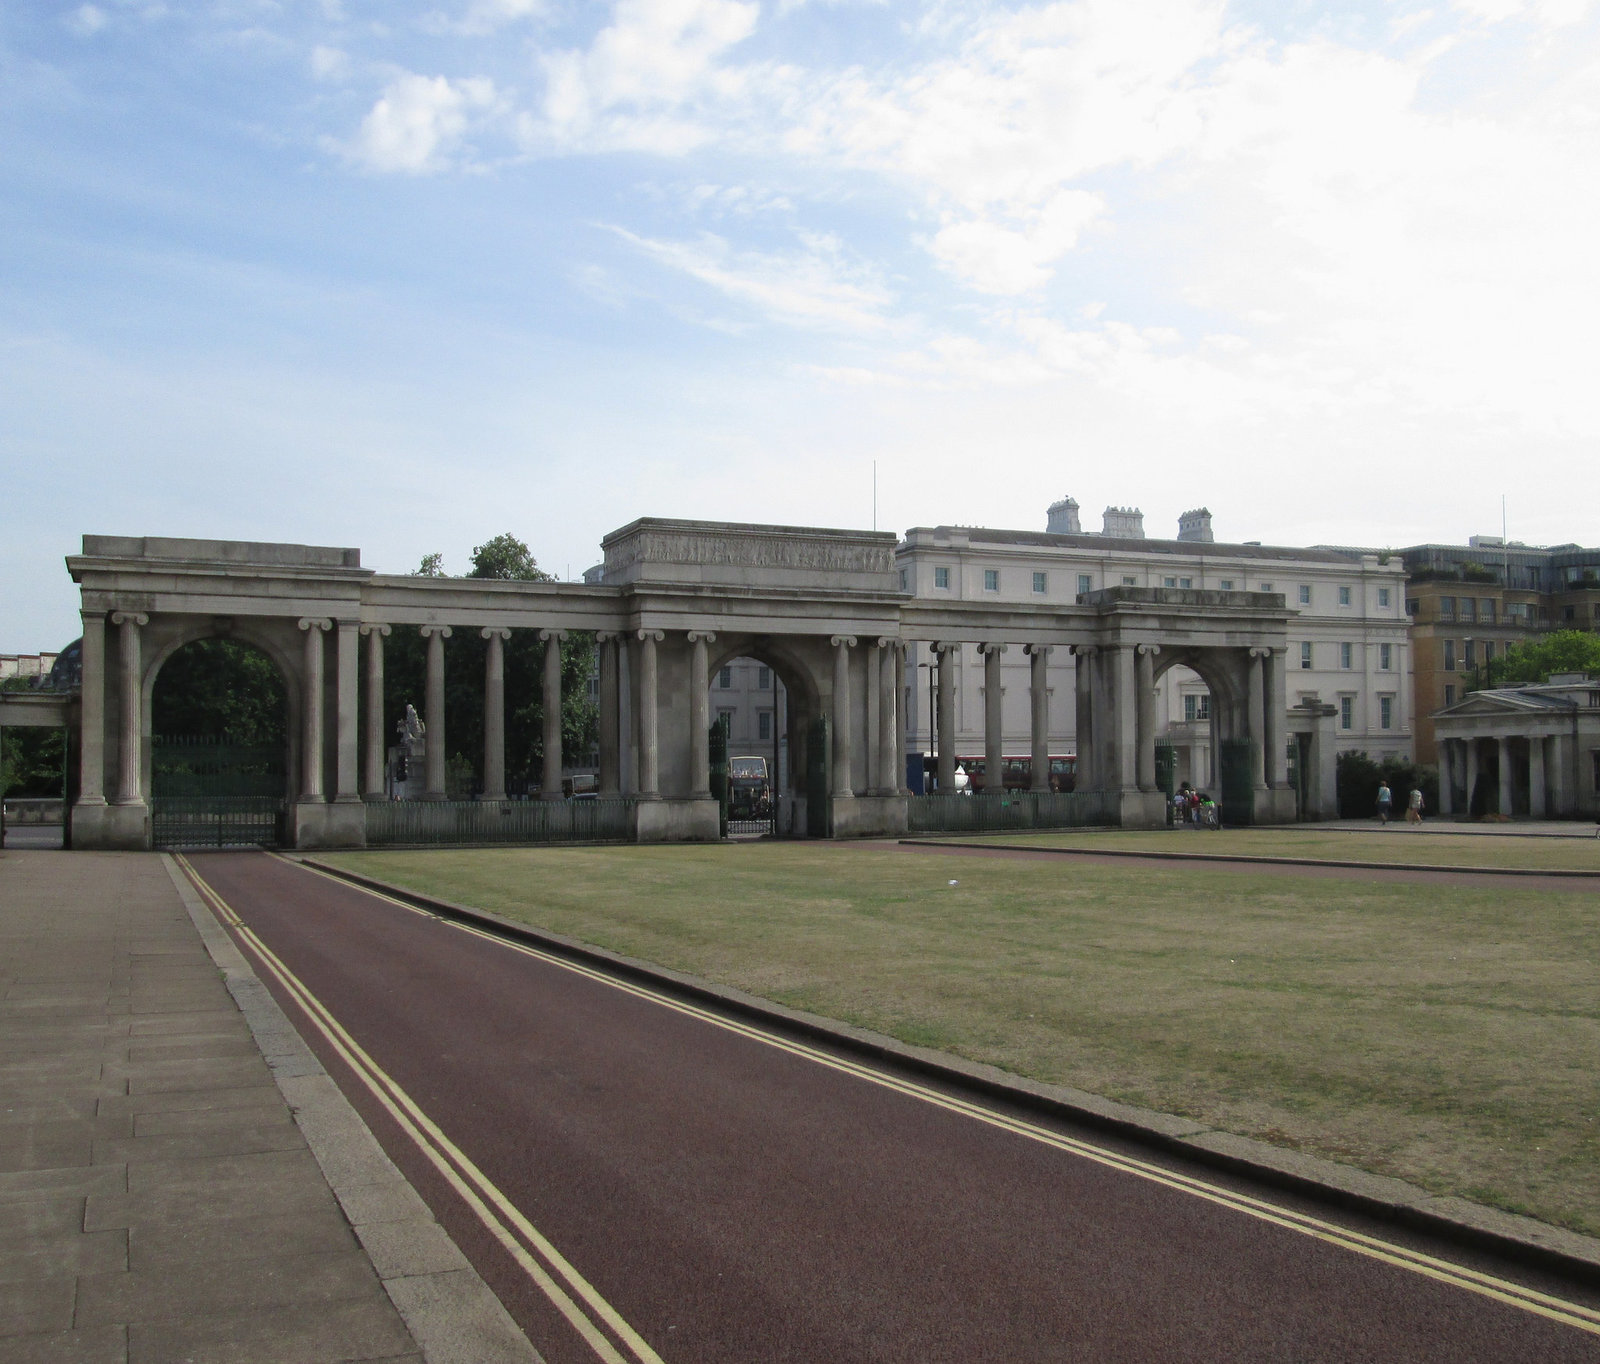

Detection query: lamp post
(916, 660), (937, 791)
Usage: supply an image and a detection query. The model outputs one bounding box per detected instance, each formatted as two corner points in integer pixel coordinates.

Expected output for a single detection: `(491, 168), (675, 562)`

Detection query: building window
(1380, 696), (1393, 729)
(1298, 585), (1311, 606)
(1483, 642), (1495, 662)
(1260, 582), (1273, 592)
(934, 566), (950, 590)
(898, 568), (908, 592)
(1339, 696), (1353, 730)
(1564, 605), (1576, 621)
(757, 710), (772, 741)
(1340, 642), (1353, 669)
(1122, 575), (1137, 586)
(1378, 587), (1391, 608)
(1406, 598), (1419, 615)
(1463, 640), (1476, 668)
(1380, 643), (1392, 670)
(1219, 579), (1233, 590)
(1443, 639), (1456, 670)
(1163, 577), (1177, 588)
(1444, 684), (1456, 706)
(1179, 577), (1193, 589)
(1460, 598), (1476, 623)
(984, 569), (999, 592)
(758, 666), (771, 689)
(718, 708), (735, 731)
(1300, 641), (1312, 669)
(1183, 694), (1210, 722)
(1076, 573), (1091, 594)
(1439, 596), (1455, 621)
(719, 667), (732, 688)
(1338, 585), (1352, 607)
(1480, 599), (1494, 622)
(1033, 571), (1047, 594)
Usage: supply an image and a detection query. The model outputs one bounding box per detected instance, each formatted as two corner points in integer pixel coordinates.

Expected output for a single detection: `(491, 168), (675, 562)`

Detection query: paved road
(182, 852), (1600, 1364)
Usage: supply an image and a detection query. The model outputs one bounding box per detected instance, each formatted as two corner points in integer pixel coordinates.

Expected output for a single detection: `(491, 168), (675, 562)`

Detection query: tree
(469, 534), (553, 582)
(413, 552), (445, 577)
(1337, 751), (1438, 819)
(151, 640), (287, 744)
(0, 678), (67, 798)
(1488, 630), (1600, 687)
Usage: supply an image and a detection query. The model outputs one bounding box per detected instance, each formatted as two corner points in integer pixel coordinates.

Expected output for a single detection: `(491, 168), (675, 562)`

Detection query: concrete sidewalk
(0, 850), (538, 1364)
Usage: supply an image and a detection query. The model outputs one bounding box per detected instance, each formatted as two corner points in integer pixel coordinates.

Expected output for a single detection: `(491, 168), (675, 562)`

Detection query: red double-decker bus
(922, 754), (1077, 792)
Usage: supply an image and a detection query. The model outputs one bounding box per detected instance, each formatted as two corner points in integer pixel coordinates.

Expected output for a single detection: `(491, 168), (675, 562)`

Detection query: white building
(896, 503), (1412, 790)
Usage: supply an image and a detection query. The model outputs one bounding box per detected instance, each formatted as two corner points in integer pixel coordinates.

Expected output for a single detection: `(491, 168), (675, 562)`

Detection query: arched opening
(706, 642), (822, 838)
(1154, 650), (1243, 819)
(149, 636), (292, 847)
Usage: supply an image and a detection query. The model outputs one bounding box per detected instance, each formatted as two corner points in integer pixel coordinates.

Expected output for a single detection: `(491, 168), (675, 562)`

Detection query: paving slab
(0, 850), (538, 1364)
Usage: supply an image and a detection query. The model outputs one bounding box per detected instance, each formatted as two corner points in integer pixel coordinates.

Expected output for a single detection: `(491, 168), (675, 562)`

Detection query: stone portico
(66, 520), (1306, 850)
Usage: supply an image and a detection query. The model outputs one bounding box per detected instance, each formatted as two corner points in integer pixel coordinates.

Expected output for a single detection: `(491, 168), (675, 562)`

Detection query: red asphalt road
(190, 852), (1600, 1364)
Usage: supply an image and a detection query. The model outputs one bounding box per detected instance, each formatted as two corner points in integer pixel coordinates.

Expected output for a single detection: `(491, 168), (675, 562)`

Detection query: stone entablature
(602, 518), (900, 592)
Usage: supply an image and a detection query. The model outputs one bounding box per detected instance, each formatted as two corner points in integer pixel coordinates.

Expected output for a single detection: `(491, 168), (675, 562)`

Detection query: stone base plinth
(1252, 788), (1298, 826)
(635, 798), (720, 843)
(829, 795), (909, 838)
(291, 800), (368, 850)
(70, 800), (150, 850)
(1116, 790), (1170, 830)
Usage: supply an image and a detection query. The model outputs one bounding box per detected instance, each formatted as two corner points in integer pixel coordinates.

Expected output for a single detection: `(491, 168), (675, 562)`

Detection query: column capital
(830, 634), (856, 649)
(1136, 642), (1161, 657)
(111, 611), (149, 627)
(419, 624), (452, 640)
(538, 628), (568, 643)
(978, 642), (1008, 656)
(595, 630), (620, 643)
(1070, 643), (1098, 658)
(360, 623), (392, 637)
(1023, 643), (1053, 658)
(636, 628), (664, 643)
(297, 617), (331, 633)
(875, 636), (901, 650)
(1248, 645), (1270, 659)
(686, 630), (717, 644)
(930, 640), (961, 655)
(481, 626), (511, 642)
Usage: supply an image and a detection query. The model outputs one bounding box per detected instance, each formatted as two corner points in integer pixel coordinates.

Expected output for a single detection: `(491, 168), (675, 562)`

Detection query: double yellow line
(219, 854), (1600, 1345)
(175, 854), (665, 1364)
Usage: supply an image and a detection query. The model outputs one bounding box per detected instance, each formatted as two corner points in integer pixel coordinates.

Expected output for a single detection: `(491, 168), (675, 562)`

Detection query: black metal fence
(364, 798), (636, 847)
(906, 789), (1119, 834)
(151, 796), (287, 850)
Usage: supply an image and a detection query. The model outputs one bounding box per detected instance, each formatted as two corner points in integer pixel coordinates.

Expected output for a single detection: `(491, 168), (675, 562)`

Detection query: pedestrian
(1406, 786), (1424, 825)
(1376, 781), (1392, 826)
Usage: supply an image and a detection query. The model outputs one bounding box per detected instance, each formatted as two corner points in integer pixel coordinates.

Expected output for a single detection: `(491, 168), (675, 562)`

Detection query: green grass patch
(320, 842), (1600, 1236)
(928, 827), (1600, 871)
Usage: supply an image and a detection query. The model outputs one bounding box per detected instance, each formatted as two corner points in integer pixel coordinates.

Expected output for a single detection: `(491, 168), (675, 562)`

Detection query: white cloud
(614, 227), (891, 332)
(927, 189), (1104, 294)
(309, 45), (349, 82)
(67, 5), (107, 36)
(348, 73), (499, 174)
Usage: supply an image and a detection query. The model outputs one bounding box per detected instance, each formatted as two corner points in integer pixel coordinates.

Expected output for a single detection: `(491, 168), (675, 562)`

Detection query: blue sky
(4, 0), (1599, 650)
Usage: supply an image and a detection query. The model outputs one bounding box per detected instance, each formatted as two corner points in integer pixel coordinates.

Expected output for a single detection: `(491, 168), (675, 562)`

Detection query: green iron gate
(710, 716), (730, 839)
(151, 736), (287, 849)
(806, 713), (831, 838)
(1154, 741), (1176, 824)
(1218, 738), (1255, 828)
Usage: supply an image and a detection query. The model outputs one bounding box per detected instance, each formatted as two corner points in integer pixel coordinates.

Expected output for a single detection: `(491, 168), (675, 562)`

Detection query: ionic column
(298, 617), (331, 801)
(481, 628), (510, 801)
(597, 632), (620, 796)
(1135, 644), (1159, 792)
(875, 639), (898, 797)
(1529, 735), (1547, 819)
(894, 643), (910, 795)
(78, 611), (107, 806)
(1248, 648), (1268, 792)
(1267, 647), (1289, 788)
(933, 642), (958, 792)
(110, 611), (148, 804)
(1072, 645), (1096, 790)
(1438, 740), (1454, 816)
(831, 635), (856, 799)
(540, 629), (567, 800)
(1497, 735), (1513, 817)
(335, 621), (360, 802)
(360, 624), (390, 799)
(419, 625), (451, 800)
(1114, 646), (1138, 791)
(687, 631), (715, 799)
(637, 630), (663, 799)
(980, 643), (1006, 793)
(1465, 738), (1480, 814)
(864, 641), (881, 796)
(1026, 645), (1052, 792)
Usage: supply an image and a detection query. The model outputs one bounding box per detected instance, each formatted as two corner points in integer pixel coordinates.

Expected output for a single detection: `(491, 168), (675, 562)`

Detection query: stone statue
(398, 704), (425, 757)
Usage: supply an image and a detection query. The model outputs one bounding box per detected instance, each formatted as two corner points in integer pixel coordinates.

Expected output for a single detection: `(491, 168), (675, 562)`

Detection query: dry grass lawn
(322, 842), (1600, 1236)
(931, 826), (1600, 871)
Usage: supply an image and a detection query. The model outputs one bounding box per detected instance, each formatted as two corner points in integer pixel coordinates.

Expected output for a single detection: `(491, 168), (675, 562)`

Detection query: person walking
(1376, 781), (1392, 826)
(1406, 786), (1425, 825)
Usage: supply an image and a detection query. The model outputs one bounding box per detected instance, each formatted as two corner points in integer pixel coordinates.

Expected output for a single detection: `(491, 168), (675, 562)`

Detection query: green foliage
(413, 552), (445, 577)
(0, 680), (67, 798)
(469, 533), (553, 582)
(1490, 630), (1600, 686)
(152, 639), (288, 745)
(1337, 750), (1438, 819)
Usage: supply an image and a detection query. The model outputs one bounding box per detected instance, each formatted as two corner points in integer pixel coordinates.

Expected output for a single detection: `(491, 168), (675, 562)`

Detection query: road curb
(162, 855), (544, 1364)
(898, 838), (1600, 878)
(296, 854), (1600, 1290)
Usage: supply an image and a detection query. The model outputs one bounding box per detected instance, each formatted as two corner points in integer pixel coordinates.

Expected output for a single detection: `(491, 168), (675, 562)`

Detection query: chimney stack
(1101, 506), (1145, 539)
(1177, 508), (1214, 543)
